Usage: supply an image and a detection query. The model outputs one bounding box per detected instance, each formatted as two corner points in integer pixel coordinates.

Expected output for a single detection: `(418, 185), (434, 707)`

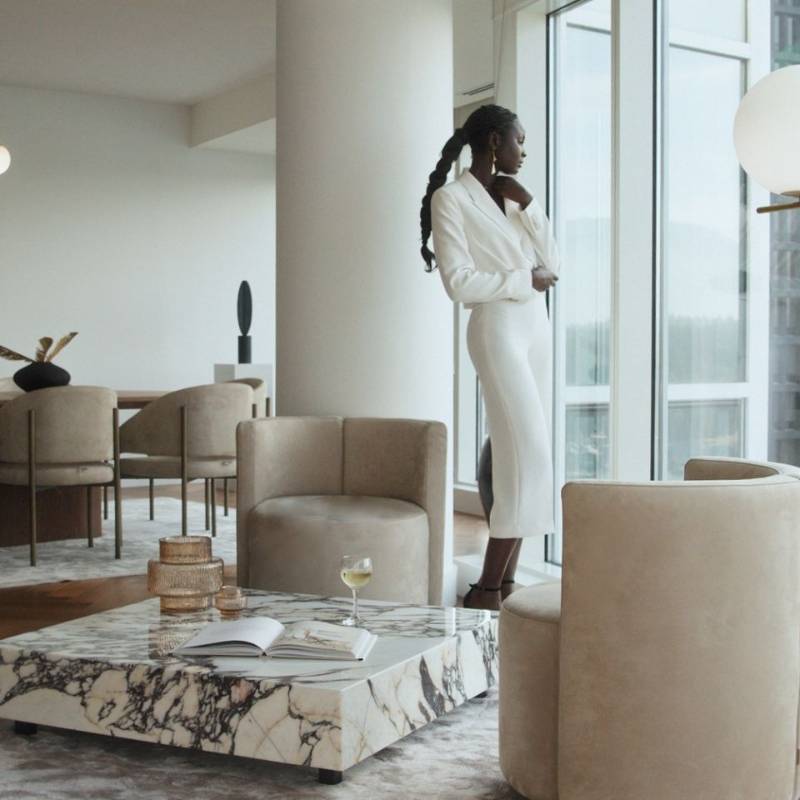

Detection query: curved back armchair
(0, 386), (116, 464)
(120, 383), (253, 458)
(237, 416), (447, 605)
(119, 382), (253, 536)
(0, 386), (120, 565)
(499, 457), (800, 800)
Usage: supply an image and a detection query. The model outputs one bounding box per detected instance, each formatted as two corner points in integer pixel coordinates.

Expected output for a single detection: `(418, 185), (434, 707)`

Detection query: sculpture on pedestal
(237, 281), (252, 364)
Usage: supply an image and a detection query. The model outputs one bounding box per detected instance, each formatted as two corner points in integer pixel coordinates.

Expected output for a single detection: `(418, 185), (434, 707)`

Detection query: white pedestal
(213, 363), (274, 403)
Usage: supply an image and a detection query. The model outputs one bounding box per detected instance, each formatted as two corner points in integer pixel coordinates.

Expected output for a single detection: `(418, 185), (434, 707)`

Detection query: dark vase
(13, 362), (71, 392)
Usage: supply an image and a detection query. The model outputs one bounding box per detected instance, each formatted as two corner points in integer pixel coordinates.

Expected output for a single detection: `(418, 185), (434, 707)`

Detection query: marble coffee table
(0, 590), (497, 784)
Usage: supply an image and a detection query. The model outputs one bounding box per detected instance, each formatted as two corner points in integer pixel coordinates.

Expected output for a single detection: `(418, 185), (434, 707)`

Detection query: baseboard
(454, 485), (483, 516)
(454, 553), (561, 598)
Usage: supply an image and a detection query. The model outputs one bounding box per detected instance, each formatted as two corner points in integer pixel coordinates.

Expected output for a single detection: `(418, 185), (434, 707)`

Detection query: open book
(174, 617), (377, 661)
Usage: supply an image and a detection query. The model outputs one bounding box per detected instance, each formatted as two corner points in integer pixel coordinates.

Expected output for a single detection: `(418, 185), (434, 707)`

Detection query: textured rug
(0, 690), (519, 800)
(0, 499), (237, 589)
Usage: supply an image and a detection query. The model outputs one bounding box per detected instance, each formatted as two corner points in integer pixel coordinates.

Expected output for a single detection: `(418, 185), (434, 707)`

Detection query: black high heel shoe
(463, 583), (502, 610)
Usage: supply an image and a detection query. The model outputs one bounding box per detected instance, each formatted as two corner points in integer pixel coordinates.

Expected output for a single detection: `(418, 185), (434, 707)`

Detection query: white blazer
(430, 169), (560, 309)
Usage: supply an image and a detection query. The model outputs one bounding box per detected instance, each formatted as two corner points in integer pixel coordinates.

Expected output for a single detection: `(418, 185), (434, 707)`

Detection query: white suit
(431, 170), (560, 539)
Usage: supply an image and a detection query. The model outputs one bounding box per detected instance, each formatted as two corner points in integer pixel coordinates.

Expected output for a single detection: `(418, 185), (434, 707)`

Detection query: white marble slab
(0, 591), (497, 777)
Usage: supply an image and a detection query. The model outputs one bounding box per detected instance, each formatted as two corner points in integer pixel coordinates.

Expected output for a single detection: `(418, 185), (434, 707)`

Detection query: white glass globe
(734, 65), (800, 197)
(0, 146), (9, 175)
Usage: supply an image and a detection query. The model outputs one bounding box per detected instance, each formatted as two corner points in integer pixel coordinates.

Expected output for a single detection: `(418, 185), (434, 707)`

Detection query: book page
(269, 621), (370, 654)
(176, 617), (285, 654)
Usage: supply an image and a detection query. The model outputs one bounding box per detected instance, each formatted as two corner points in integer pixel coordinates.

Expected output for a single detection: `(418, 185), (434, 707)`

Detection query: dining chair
(0, 386), (121, 566)
(217, 377), (270, 518)
(119, 383), (254, 536)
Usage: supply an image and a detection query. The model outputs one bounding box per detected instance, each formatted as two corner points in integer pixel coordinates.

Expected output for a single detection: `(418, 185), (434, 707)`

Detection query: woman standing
(420, 104), (560, 611)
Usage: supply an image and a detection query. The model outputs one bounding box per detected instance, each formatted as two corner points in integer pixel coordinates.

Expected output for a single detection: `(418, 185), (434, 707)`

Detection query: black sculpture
(237, 281), (252, 364)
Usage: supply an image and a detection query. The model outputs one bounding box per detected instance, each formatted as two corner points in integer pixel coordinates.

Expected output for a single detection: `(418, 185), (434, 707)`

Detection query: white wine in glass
(340, 555), (372, 626)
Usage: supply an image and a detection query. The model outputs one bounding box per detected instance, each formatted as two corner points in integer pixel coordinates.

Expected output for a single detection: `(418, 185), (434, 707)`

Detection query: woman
(419, 104), (560, 611)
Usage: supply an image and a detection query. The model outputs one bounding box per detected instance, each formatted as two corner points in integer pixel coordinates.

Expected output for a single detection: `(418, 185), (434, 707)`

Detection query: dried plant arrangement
(0, 332), (78, 364)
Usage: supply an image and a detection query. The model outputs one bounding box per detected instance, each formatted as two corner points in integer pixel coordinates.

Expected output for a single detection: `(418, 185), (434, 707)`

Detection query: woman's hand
(532, 267), (558, 292)
(492, 175), (533, 209)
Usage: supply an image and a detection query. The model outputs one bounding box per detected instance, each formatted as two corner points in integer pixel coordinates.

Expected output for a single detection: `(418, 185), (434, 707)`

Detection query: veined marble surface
(0, 591), (497, 773)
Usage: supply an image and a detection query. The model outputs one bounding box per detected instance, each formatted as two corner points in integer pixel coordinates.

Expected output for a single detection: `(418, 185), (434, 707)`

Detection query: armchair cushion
(247, 494), (429, 603)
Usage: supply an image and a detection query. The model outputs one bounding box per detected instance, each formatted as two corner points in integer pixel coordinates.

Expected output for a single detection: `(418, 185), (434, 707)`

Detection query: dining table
(0, 389), (166, 549)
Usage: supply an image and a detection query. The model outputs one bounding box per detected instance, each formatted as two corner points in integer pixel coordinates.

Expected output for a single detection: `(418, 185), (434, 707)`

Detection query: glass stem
(352, 588), (359, 622)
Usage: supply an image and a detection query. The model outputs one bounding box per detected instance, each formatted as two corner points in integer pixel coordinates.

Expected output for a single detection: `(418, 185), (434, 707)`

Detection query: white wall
(454, 0), (493, 100)
(0, 85), (275, 390)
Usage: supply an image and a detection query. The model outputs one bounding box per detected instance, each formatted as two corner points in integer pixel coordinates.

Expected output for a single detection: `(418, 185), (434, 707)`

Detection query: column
(276, 0), (456, 601)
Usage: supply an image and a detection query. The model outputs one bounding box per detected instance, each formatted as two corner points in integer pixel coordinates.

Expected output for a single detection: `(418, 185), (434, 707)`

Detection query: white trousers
(467, 294), (554, 539)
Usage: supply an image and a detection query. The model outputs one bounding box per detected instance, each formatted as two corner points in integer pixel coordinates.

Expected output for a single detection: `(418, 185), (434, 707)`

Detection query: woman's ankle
(464, 584), (502, 611)
(500, 579), (518, 600)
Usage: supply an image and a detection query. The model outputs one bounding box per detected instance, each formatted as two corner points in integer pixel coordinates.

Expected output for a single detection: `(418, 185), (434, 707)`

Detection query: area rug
(0, 689), (518, 800)
(0, 499), (237, 590)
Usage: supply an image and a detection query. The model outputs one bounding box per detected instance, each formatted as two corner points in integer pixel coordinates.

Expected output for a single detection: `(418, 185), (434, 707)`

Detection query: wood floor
(0, 484), (488, 640)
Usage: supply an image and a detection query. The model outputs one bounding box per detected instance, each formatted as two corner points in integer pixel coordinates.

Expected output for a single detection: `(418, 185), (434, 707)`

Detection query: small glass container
(214, 585), (247, 618)
(147, 535), (223, 613)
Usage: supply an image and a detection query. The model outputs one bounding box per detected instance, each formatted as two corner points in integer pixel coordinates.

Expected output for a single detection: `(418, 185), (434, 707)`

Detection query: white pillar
(276, 0), (456, 602)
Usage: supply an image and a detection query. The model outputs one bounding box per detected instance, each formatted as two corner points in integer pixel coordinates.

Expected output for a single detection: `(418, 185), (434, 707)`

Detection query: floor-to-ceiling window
(657, 0), (769, 480)
(453, 0), (778, 578)
(550, 0), (612, 563)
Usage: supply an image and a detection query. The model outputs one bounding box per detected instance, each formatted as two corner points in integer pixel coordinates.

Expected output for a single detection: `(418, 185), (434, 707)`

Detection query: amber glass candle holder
(214, 585), (247, 618)
(147, 536), (224, 613)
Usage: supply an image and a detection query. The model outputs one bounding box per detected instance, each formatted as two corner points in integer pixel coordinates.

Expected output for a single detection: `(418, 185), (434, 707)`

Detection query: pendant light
(0, 146), (9, 175)
(734, 65), (800, 214)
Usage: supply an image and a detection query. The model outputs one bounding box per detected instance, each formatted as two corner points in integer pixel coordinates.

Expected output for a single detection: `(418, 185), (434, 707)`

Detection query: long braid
(419, 129), (467, 270)
(419, 104), (518, 271)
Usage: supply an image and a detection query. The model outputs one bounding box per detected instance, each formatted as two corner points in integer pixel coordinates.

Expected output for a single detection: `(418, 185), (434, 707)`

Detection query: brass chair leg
(180, 406), (188, 536)
(223, 477), (229, 516)
(28, 409), (37, 567)
(113, 408), (122, 559)
(210, 478), (217, 538)
(103, 485), (108, 520)
(204, 478), (210, 530)
(87, 486), (94, 548)
(149, 478), (154, 521)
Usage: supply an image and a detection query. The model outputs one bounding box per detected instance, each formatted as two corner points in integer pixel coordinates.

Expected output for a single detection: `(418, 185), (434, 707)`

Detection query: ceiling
(0, 0), (491, 156)
(0, 0), (276, 105)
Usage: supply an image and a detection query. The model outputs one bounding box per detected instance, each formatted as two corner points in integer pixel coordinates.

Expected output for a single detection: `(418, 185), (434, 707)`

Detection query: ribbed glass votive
(214, 585), (247, 618)
(159, 535), (212, 564)
(147, 536), (223, 613)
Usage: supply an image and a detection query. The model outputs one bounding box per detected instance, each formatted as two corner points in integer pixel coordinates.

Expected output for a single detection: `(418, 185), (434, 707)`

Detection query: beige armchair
(0, 386), (121, 566)
(236, 416), (447, 605)
(499, 457), (800, 800)
(119, 383), (253, 536)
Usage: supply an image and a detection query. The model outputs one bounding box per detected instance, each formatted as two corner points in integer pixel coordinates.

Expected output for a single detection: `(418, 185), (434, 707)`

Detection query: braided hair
(419, 104), (518, 271)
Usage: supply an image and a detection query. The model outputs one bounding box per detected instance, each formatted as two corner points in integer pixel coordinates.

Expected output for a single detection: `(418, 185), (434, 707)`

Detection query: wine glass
(340, 555), (372, 626)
